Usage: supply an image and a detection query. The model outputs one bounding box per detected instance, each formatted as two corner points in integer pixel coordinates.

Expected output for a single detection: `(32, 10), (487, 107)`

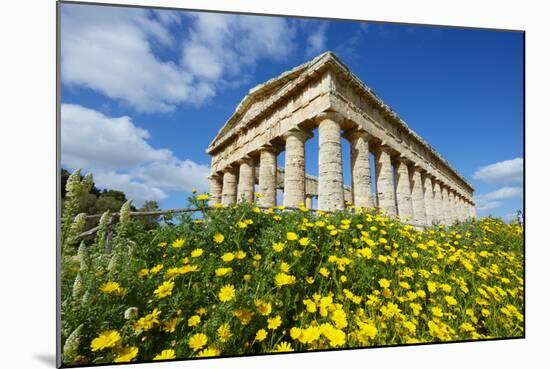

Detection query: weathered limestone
(221, 169), (238, 206)
(317, 111), (345, 211)
(454, 193), (460, 222)
(375, 146), (397, 216)
(410, 166), (426, 225)
(441, 186), (450, 225)
(422, 174), (435, 225)
(433, 181), (442, 224)
(207, 51), (476, 226)
(258, 146), (278, 208)
(395, 158), (414, 221)
(305, 195), (313, 209)
(449, 190), (457, 223)
(459, 198), (466, 221)
(283, 129), (309, 208)
(345, 128), (375, 209)
(208, 175), (223, 206)
(237, 158), (255, 203)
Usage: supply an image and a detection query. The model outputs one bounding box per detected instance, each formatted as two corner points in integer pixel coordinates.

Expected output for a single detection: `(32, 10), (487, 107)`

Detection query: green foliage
(60, 193), (524, 365)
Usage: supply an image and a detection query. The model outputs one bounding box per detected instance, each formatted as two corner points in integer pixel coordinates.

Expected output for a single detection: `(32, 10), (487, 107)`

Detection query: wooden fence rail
(76, 206), (428, 252)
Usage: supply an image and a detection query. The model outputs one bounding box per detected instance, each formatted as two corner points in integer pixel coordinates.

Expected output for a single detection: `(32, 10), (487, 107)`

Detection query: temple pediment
(207, 51), (340, 154)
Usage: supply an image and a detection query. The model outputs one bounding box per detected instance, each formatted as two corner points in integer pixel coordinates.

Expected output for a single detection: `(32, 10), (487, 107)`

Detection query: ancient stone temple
(206, 51), (475, 227)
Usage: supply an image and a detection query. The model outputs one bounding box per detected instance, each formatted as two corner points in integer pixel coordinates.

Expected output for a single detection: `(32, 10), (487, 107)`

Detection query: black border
(56, 1), (526, 368)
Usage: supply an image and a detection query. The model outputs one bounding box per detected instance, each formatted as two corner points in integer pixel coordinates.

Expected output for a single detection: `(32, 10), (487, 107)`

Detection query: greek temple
(206, 51), (475, 227)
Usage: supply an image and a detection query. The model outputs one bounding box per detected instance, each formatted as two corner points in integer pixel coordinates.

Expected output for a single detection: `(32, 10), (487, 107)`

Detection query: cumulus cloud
(61, 104), (172, 170)
(94, 171), (168, 203)
(477, 201), (502, 211)
(305, 22), (329, 56)
(181, 13), (295, 85)
(61, 104), (210, 205)
(476, 186), (522, 201)
(474, 186), (522, 213)
(473, 158), (523, 184)
(61, 4), (296, 112)
(130, 160), (210, 193)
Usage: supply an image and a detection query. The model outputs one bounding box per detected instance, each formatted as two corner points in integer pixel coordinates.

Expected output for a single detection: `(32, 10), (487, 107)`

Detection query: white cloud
(61, 104), (210, 205)
(130, 160), (210, 193)
(61, 4), (296, 112)
(476, 186), (522, 201)
(181, 13), (295, 84)
(477, 201), (502, 211)
(61, 5), (201, 112)
(94, 171), (168, 204)
(474, 186), (522, 213)
(473, 158), (523, 184)
(306, 22), (329, 56)
(61, 104), (172, 170)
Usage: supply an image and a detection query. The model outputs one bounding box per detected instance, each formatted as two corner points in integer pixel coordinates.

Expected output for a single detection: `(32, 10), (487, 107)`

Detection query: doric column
(433, 181), (442, 224)
(454, 194), (461, 221)
(374, 145), (397, 217)
(208, 174), (223, 206)
(258, 146), (278, 208)
(410, 166), (426, 226)
(422, 174), (435, 226)
(317, 111), (345, 211)
(441, 186), (450, 225)
(454, 192), (460, 221)
(344, 128), (375, 209)
(221, 168), (238, 206)
(305, 195), (313, 209)
(395, 158), (413, 221)
(448, 190), (456, 223)
(344, 190), (352, 204)
(470, 203), (477, 219)
(456, 196), (462, 221)
(283, 129), (310, 208)
(237, 158), (255, 203)
(452, 191), (458, 222)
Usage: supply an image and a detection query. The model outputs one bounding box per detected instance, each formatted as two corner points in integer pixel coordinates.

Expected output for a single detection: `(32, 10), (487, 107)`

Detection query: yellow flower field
(60, 177), (524, 366)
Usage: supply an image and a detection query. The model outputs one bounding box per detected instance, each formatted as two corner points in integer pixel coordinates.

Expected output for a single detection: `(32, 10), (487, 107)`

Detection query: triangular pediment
(207, 51), (340, 153)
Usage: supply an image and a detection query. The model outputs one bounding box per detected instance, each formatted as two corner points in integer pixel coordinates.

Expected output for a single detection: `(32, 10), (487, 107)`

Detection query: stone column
(454, 194), (461, 221)
(305, 195), (313, 209)
(433, 181), (442, 224)
(344, 128), (375, 209)
(448, 190), (456, 223)
(395, 158), (413, 221)
(454, 192), (460, 221)
(470, 203), (477, 219)
(422, 174), (435, 226)
(208, 174), (223, 206)
(410, 166), (426, 226)
(317, 112), (345, 211)
(258, 146), (278, 208)
(237, 158), (255, 203)
(374, 145), (397, 216)
(456, 196), (462, 221)
(441, 186), (450, 225)
(221, 169), (238, 206)
(452, 192), (458, 222)
(283, 129), (310, 208)
(344, 190), (352, 204)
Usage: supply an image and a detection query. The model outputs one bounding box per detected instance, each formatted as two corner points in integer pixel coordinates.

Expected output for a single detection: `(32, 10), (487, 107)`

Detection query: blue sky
(60, 3), (524, 220)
